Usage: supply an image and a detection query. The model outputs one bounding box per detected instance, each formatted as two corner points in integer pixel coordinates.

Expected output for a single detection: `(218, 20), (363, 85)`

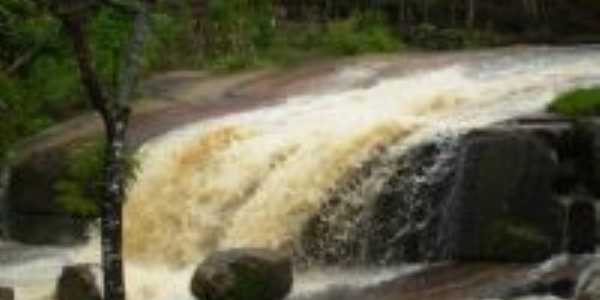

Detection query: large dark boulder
(440, 129), (563, 262)
(191, 248), (292, 300)
(301, 121), (570, 265)
(56, 264), (102, 300)
(0, 287), (14, 300)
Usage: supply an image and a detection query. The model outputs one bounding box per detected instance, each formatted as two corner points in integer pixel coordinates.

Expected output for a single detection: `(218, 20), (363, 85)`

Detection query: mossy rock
(190, 248), (292, 300)
(548, 87), (600, 118)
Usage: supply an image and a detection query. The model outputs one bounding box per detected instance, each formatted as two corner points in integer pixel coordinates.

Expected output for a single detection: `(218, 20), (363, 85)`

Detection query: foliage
(191, 0), (275, 70)
(54, 139), (139, 216)
(89, 7), (133, 89)
(548, 87), (600, 117)
(410, 23), (499, 50)
(319, 12), (403, 55)
(143, 11), (195, 70)
(0, 74), (52, 157)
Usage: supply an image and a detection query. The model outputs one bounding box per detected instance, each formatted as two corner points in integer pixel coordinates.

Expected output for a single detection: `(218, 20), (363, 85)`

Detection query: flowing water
(2, 46), (600, 300)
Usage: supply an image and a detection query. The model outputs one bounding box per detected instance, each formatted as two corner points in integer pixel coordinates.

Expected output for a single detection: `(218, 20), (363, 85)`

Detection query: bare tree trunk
(466, 0), (475, 29)
(5, 42), (44, 75)
(423, 0), (430, 23)
(188, 0), (209, 55)
(450, 0), (458, 27)
(399, 0), (406, 23)
(59, 2), (149, 299)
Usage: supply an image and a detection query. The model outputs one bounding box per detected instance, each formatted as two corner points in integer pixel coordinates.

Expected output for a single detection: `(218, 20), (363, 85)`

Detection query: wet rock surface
(442, 128), (562, 262)
(191, 248), (292, 300)
(302, 114), (600, 265)
(300, 139), (459, 265)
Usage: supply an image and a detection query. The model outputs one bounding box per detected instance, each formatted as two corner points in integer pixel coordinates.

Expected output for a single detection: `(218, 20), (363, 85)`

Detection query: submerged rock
(56, 264), (102, 300)
(191, 248), (292, 300)
(0, 287), (14, 300)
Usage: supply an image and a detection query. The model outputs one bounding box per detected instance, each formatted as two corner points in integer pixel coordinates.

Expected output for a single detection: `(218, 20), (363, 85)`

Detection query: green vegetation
(410, 24), (501, 50)
(54, 139), (138, 216)
(548, 87), (600, 117)
(319, 13), (403, 55)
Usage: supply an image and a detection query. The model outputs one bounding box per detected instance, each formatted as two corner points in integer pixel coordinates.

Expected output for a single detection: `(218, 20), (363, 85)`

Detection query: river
(2, 46), (600, 300)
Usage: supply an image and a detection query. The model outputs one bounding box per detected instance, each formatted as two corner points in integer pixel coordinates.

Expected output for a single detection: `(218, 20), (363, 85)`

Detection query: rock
(7, 148), (91, 245)
(576, 262), (600, 300)
(56, 264), (102, 300)
(299, 140), (459, 265)
(10, 149), (69, 215)
(0, 287), (14, 300)
(440, 129), (563, 262)
(302, 123), (570, 264)
(567, 199), (597, 254)
(573, 119), (600, 197)
(190, 248), (292, 300)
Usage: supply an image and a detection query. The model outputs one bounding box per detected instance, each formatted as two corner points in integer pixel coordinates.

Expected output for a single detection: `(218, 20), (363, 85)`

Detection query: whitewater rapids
(2, 46), (600, 300)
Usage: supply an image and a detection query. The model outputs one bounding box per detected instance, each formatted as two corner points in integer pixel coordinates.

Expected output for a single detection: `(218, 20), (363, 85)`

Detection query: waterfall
(3, 46), (600, 300)
(123, 47), (600, 269)
(119, 47), (600, 299)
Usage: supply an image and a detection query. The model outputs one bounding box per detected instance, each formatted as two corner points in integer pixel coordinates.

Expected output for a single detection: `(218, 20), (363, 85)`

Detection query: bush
(0, 74), (52, 156)
(548, 87), (600, 117)
(320, 12), (403, 55)
(55, 139), (138, 216)
(410, 23), (499, 50)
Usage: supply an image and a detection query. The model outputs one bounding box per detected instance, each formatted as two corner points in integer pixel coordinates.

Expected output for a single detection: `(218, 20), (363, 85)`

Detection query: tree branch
(59, 13), (110, 119)
(5, 41), (45, 75)
(115, 1), (149, 107)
